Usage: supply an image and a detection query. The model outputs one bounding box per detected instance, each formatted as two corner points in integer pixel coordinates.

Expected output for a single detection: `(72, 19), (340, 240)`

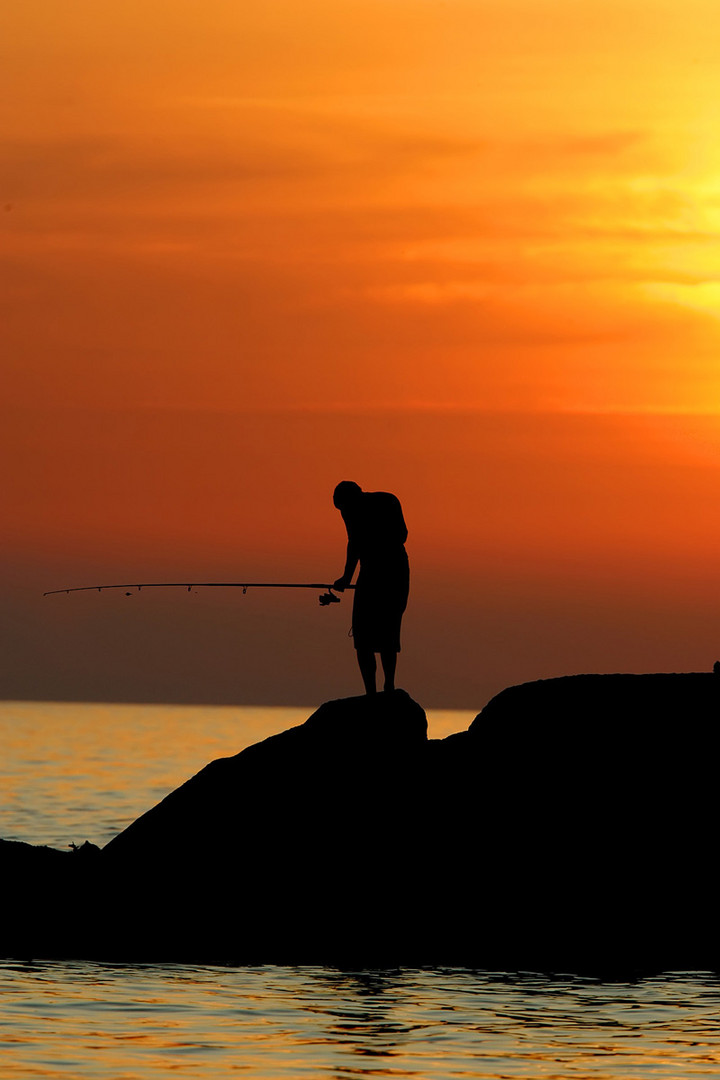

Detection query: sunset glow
(4, 0), (720, 707)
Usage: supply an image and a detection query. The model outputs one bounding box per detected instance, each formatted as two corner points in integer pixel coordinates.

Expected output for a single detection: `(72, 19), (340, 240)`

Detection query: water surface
(3, 963), (720, 1079)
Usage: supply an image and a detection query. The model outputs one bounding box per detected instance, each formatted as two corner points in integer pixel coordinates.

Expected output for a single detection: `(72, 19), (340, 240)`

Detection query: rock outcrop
(3, 675), (720, 970)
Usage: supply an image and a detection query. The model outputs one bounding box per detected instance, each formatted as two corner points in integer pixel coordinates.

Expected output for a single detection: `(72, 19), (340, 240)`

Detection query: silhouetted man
(333, 481), (409, 694)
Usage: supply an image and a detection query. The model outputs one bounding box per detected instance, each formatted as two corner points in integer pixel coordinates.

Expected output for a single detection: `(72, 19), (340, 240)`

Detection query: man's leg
(380, 650), (397, 692)
(357, 649), (377, 695)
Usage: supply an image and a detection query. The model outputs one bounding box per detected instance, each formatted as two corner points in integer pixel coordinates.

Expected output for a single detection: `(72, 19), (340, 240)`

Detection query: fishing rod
(43, 581), (355, 606)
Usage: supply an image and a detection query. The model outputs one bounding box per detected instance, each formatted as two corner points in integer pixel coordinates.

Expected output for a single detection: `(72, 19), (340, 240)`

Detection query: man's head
(333, 480), (362, 509)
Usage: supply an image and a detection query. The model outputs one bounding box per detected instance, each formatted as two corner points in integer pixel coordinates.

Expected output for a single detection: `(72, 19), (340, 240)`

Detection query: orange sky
(4, 0), (720, 707)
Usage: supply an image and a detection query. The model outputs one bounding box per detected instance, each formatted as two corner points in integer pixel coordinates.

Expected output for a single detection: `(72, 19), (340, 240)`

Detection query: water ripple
(2, 964), (720, 1079)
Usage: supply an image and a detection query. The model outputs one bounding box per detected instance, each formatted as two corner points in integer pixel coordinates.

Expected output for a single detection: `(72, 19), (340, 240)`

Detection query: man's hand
(333, 577), (348, 592)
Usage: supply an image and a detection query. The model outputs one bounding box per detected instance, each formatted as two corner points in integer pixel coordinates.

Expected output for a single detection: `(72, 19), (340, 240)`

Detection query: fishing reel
(318, 589), (341, 606)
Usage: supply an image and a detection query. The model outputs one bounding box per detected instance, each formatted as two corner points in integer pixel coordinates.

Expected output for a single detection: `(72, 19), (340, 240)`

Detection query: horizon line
(0, 696), (481, 714)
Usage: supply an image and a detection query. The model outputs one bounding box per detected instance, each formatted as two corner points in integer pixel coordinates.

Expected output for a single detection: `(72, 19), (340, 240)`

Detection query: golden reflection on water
(0, 701), (475, 848)
(2, 964), (720, 1080)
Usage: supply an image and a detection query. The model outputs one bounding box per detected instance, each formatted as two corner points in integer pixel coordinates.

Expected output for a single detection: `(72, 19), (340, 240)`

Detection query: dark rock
(2, 675), (720, 970)
(0, 839), (99, 959)
(100, 690), (431, 963)
(465, 673), (720, 972)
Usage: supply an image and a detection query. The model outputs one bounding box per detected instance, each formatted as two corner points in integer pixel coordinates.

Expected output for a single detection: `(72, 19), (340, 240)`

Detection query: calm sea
(2, 701), (720, 1080)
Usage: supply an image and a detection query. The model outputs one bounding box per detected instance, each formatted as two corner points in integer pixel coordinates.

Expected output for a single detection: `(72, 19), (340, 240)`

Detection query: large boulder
(466, 672), (720, 972)
(100, 690), (437, 963)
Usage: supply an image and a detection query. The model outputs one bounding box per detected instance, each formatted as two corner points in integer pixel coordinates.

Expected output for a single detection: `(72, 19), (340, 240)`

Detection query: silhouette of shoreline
(3, 672), (720, 972)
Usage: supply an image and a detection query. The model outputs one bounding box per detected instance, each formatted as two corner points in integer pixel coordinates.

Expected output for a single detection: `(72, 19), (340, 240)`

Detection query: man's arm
(334, 541), (358, 591)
